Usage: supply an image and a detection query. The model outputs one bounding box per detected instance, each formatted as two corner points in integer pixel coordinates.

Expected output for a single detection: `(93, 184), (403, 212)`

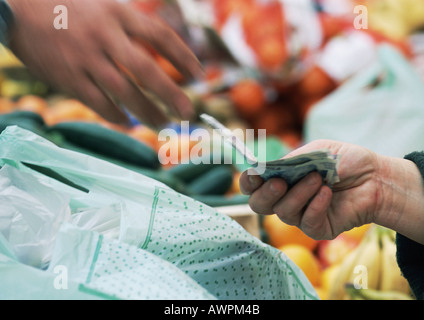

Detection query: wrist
(374, 154), (424, 245)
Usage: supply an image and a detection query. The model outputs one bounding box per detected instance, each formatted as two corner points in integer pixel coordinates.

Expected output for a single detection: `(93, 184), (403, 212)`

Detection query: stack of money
(256, 150), (340, 188)
(200, 113), (340, 188)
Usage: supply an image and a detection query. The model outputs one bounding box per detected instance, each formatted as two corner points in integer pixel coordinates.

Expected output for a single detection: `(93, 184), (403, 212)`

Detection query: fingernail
(249, 175), (259, 187)
(269, 181), (280, 195)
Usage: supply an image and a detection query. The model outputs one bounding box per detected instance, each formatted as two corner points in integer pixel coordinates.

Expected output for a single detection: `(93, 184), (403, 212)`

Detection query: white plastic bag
(0, 165), (70, 269)
(305, 45), (424, 157)
(0, 126), (319, 300)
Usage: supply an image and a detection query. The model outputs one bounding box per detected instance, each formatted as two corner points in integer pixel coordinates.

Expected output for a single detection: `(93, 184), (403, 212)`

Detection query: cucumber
(59, 139), (187, 194)
(47, 121), (160, 169)
(186, 165), (234, 196)
(0, 110), (46, 135)
(166, 153), (229, 184)
(191, 194), (249, 207)
(22, 162), (89, 193)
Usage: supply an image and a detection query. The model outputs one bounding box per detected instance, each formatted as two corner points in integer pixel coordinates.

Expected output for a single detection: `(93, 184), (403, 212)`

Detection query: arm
(239, 139), (424, 244)
(374, 153), (424, 245)
(5, 0), (203, 128)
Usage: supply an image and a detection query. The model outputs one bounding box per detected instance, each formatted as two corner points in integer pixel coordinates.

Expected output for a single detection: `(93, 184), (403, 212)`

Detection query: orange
(214, 0), (254, 29)
(263, 214), (318, 251)
(256, 36), (288, 71)
(44, 99), (100, 125)
(280, 244), (322, 287)
(0, 97), (14, 113)
(15, 95), (49, 115)
(128, 124), (159, 151)
(319, 13), (345, 41)
(204, 65), (223, 84)
(229, 171), (242, 194)
(296, 65), (335, 98)
(157, 134), (198, 168)
(254, 103), (297, 136)
(229, 79), (266, 118)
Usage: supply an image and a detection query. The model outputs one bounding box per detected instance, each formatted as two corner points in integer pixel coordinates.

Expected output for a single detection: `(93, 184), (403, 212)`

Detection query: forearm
(374, 154), (424, 245)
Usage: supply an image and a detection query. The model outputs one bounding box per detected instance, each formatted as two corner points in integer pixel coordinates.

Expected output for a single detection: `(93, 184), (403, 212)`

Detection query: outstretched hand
(8, 0), (202, 128)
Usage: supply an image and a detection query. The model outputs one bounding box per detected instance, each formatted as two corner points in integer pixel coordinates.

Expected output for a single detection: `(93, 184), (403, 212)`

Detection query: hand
(240, 139), (424, 244)
(8, 0), (202, 128)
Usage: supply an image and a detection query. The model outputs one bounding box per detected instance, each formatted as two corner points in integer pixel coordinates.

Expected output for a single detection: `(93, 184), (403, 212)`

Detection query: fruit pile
(201, 0), (416, 151)
(214, 0), (289, 73)
(262, 214), (413, 300)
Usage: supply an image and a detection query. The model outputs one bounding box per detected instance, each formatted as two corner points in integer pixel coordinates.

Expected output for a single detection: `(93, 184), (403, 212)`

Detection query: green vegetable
(47, 121), (160, 169)
(166, 153), (229, 184)
(186, 165), (234, 196)
(59, 139), (187, 194)
(0, 110), (46, 135)
(191, 194), (249, 207)
(22, 162), (89, 193)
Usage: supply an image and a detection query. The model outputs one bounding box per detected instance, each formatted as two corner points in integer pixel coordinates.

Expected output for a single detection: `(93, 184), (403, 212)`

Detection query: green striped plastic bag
(0, 126), (318, 300)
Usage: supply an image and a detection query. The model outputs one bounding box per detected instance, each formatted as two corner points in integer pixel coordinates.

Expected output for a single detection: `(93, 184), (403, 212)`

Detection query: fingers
(87, 2), (201, 124)
(272, 172), (323, 226)
(241, 170), (333, 238)
(239, 169), (264, 195)
(300, 185), (333, 239)
(111, 37), (194, 120)
(119, 8), (203, 80)
(112, 4), (203, 120)
(248, 178), (288, 215)
(72, 72), (129, 125)
(89, 55), (169, 129)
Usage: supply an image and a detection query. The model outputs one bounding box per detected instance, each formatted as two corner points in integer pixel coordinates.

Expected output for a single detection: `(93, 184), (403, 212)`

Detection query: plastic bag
(304, 45), (424, 158)
(0, 165), (70, 269)
(0, 126), (318, 300)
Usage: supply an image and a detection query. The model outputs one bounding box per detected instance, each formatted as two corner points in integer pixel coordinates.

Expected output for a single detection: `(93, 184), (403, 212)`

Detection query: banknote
(200, 113), (340, 187)
(256, 151), (340, 187)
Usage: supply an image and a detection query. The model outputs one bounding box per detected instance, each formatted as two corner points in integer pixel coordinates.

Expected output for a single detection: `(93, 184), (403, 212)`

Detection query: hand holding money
(200, 113), (340, 188)
(201, 114), (397, 241)
(254, 150), (340, 188)
(238, 138), (394, 241)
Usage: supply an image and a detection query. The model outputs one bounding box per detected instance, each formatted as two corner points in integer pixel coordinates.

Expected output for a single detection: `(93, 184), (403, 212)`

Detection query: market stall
(1, 0), (423, 300)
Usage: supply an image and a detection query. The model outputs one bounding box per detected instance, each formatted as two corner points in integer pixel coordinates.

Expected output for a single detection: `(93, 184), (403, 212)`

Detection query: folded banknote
(200, 113), (340, 187)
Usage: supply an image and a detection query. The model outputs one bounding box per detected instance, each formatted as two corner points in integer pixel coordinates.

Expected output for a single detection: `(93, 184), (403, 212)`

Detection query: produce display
(1, 0), (424, 300)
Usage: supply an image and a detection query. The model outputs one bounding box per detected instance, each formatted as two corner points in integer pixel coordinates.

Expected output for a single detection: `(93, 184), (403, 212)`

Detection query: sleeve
(0, 0), (14, 46)
(397, 151), (424, 300)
